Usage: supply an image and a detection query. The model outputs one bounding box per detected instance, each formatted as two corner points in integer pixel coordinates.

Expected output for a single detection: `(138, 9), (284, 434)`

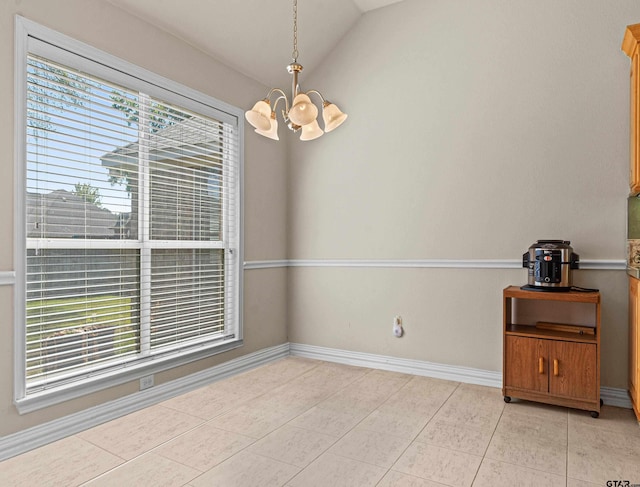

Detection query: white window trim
(14, 16), (244, 414)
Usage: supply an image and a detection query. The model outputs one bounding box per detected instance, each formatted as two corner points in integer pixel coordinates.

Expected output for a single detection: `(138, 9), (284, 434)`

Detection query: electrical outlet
(393, 315), (403, 337)
(140, 375), (154, 390)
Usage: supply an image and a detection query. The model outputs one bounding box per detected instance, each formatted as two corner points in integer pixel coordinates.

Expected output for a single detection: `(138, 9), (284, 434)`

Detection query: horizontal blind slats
(24, 51), (238, 396)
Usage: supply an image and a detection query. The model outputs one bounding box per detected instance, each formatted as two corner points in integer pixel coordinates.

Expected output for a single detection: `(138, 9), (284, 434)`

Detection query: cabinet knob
(539, 357), (544, 374)
(553, 359), (559, 376)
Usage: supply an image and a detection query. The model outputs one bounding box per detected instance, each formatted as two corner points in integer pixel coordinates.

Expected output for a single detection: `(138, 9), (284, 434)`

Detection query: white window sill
(15, 339), (243, 414)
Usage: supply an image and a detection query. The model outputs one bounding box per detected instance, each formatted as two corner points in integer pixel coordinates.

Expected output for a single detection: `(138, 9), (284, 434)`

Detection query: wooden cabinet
(624, 26), (640, 423)
(502, 286), (601, 416)
(629, 276), (640, 420)
(623, 24), (640, 195)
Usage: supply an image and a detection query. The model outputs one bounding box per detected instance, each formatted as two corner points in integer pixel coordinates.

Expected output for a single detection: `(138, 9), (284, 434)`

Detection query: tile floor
(1, 356), (640, 486)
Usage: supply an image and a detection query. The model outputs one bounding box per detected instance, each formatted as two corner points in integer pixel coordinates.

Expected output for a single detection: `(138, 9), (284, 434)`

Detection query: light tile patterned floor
(1, 356), (640, 486)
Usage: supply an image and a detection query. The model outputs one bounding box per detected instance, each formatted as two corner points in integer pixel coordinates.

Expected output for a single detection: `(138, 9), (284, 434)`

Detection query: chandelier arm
(304, 89), (327, 104)
(271, 94), (290, 114)
(266, 88), (287, 103)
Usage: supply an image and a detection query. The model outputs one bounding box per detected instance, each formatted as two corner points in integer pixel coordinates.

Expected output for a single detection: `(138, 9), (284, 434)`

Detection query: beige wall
(0, 0), (288, 436)
(287, 0), (635, 388)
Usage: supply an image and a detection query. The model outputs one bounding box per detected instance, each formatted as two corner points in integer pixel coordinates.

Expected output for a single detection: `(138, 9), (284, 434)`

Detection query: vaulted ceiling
(106, 0), (404, 89)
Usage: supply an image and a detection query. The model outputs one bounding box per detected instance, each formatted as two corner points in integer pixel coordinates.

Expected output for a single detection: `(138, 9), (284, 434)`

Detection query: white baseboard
(601, 386), (634, 409)
(289, 342), (633, 410)
(289, 343), (502, 388)
(0, 343), (289, 461)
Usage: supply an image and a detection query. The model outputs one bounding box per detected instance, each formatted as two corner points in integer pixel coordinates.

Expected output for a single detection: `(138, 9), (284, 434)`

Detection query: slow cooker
(522, 240), (579, 291)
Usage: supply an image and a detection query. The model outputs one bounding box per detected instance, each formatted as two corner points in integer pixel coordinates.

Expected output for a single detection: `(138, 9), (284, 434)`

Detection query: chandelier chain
(292, 0), (299, 62)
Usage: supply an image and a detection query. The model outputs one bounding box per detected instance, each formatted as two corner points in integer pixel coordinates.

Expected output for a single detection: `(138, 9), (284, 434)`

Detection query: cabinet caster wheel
(504, 396), (511, 403)
(590, 411), (599, 418)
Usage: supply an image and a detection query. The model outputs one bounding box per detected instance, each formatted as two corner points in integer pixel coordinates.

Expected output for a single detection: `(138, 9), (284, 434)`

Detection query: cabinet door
(548, 341), (597, 401)
(505, 336), (547, 393)
(631, 277), (640, 410)
(632, 52), (640, 194)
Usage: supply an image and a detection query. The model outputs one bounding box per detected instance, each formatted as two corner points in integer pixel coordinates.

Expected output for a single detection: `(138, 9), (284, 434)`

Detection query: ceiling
(106, 0), (404, 89)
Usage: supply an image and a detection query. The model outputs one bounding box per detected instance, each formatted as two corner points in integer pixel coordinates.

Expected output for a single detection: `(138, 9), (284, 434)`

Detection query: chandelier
(244, 0), (348, 141)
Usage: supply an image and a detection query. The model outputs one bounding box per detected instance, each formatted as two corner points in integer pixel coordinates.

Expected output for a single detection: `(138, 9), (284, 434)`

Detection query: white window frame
(14, 16), (244, 414)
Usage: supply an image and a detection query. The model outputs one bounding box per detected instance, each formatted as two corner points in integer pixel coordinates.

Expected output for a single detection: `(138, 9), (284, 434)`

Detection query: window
(15, 19), (243, 412)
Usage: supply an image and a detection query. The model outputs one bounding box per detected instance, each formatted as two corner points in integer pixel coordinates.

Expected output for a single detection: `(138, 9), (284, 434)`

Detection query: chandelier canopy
(245, 0), (348, 141)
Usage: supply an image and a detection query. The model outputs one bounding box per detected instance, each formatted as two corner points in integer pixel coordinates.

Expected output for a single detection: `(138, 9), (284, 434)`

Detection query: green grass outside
(26, 295), (139, 378)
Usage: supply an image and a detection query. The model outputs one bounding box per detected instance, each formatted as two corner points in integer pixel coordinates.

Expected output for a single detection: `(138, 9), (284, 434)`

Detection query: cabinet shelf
(506, 324), (597, 344)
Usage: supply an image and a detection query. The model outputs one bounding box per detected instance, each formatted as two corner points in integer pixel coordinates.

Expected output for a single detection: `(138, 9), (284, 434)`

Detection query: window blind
(23, 52), (240, 396)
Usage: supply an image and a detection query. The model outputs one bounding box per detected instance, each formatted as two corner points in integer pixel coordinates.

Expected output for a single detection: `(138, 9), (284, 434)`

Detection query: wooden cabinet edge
(503, 285), (599, 304)
(631, 380), (640, 421)
(623, 24), (640, 57)
(623, 25), (640, 196)
(502, 386), (600, 412)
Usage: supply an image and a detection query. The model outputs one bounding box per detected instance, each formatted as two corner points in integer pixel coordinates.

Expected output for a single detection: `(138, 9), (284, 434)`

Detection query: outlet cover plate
(140, 375), (154, 390)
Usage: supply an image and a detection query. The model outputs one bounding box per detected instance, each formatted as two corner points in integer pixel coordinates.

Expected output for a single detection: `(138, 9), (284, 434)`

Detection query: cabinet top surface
(503, 285), (600, 303)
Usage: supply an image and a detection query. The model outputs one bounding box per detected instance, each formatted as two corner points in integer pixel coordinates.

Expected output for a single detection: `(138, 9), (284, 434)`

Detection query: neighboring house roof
(27, 190), (116, 239)
(100, 117), (222, 172)
(97, 117), (223, 241)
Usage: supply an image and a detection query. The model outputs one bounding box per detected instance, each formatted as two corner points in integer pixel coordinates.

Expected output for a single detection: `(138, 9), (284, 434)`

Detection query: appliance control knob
(544, 277), (550, 282)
